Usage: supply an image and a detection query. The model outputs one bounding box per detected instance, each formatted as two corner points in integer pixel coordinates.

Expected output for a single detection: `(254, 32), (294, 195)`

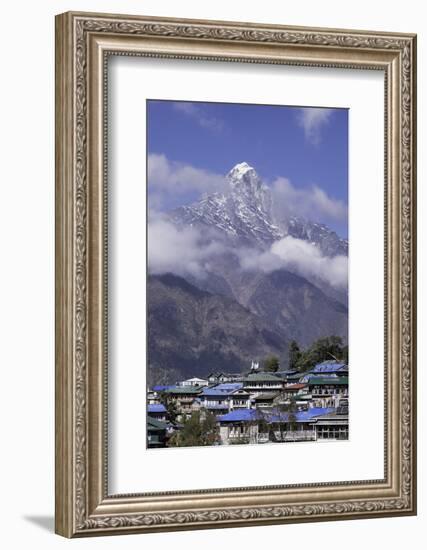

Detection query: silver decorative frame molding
(55, 11), (417, 537)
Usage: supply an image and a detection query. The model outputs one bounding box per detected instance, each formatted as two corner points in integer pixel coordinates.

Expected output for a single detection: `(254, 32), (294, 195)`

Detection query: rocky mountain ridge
(171, 162), (348, 256)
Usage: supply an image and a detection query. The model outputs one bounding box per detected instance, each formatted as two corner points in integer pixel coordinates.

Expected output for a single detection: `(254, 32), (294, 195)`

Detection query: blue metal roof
(147, 404), (167, 413)
(202, 383), (243, 396)
(201, 389), (228, 397)
(267, 407), (336, 423)
(152, 384), (176, 392)
(218, 407), (336, 424)
(215, 383), (243, 391)
(294, 407), (336, 422)
(311, 361), (348, 373)
(217, 409), (264, 422)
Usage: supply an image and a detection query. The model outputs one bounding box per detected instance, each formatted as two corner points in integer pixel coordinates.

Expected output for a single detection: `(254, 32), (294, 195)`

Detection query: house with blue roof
(310, 360), (348, 376)
(152, 384), (177, 392)
(198, 383), (251, 413)
(217, 406), (344, 445)
(262, 406), (336, 443)
(147, 385), (178, 406)
(217, 408), (268, 444)
(285, 371), (310, 383)
(147, 403), (167, 422)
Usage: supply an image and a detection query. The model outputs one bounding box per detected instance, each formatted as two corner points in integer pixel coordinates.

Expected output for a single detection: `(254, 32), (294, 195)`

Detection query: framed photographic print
(55, 11), (417, 537)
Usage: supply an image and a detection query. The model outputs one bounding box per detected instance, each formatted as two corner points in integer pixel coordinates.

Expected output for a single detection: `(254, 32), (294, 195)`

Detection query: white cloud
(271, 176), (347, 223)
(173, 101), (224, 132)
(239, 236), (348, 289)
(148, 215), (347, 289)
(297, 108), (333, 145)
(148, 153), (226, 211)
(148, 216), (226, 279)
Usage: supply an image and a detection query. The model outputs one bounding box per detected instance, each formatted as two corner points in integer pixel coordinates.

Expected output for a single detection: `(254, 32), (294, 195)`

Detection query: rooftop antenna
(251, 360), (259, 371)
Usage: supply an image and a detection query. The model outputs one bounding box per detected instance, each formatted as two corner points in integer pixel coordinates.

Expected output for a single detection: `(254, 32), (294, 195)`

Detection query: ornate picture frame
(55, 11), (417, 537)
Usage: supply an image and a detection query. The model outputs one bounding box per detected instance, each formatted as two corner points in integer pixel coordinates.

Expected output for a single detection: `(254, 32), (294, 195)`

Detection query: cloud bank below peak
(148, 216), (348, 290)
(239, 236), (348, 289)
(148, 216), (227, 280)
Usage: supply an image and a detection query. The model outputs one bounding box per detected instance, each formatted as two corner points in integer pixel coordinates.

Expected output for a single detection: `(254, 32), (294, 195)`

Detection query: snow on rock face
(171, 162), (348, 256)
(227, 161), (254, 179)
(227, 162), (269, 210)
(285, 216), (348, 257)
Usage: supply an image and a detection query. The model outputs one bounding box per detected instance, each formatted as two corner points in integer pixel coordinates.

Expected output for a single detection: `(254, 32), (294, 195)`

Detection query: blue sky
(147, 100), (348, 238)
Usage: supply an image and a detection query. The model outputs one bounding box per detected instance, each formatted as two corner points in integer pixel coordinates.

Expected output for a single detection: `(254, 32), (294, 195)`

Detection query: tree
(263, 355), (280, 373)
(230, 411), (269, 445)
(167, 411), (219, 447)
(201, 410), (220, 446)
(158, 392), (179, 423)
(288, 340), (302, 370)
(342, 345), (349, 364)
(271, 398), (298, 442)
(293, 335), (348, 371)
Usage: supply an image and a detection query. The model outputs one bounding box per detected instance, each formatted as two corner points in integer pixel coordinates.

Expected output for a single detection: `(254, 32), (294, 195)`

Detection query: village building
(198, 383), (251, 413)
(275, 369), (299, 381)
(271, 404), (348, 442)
(207, 372), (243, 384)
(285, 371), (311, 383)
(309, 361), (349, 377)
(198, 387), (229, 414)
(271, 383), (311, 410)
(267, 409), (319, 442)
(162, 386), (203, 419)
(147, 403), (167, 422)
(217, 409), (268, 445)
(178, 377), (209, 387)
(217, 406), (341, 445)
(310, 399), (349, 440)
(147, 384), (177, 405)
(252, 392), (280, 408)
(281, 382), (309, 399)
(146, 390), (160, 406)
(243, 372), (285, 394)
(147, 417), (169, 448)
(305, 376), (349, 408)
(229, 388), (252, 409)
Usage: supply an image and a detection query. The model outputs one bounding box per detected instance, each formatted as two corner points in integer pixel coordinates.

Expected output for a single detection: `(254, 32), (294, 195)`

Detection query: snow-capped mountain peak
(227, 162), (263, 194)
(170, 162), (348, 255)
(227, 161), (255, 179)
(226, 162), (274, 221)
(226, 162), (268, 201)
